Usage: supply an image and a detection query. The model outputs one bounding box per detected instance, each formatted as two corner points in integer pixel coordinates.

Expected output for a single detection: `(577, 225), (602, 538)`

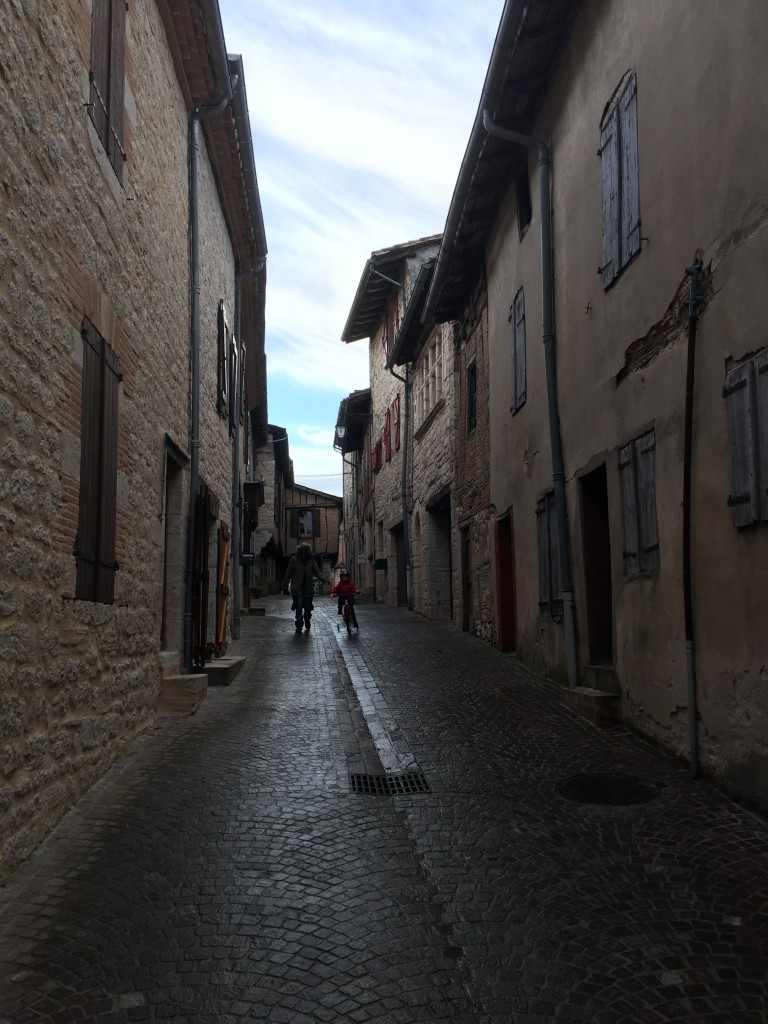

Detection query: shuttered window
(217, 301), (229, 419)
(384, 408), (392, 462)
(89, 0), (126, 183)
(536, 491), (562, 618)
(599, 71), (641, 288)
(724, 349), (768, 527)
(510, 288), (526, 413)
(76, 320), (121, 604)
(393, 394), (401, 451)
(618, 428), (659, 576)
(467, 360), (477, 433)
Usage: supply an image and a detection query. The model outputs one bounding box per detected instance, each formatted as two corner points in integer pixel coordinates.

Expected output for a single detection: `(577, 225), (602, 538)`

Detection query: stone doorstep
(157, 673), (207, 715)
(561, 686), (621, 727)
(158, 650), (180, 677)
(203, 656), (246, 687)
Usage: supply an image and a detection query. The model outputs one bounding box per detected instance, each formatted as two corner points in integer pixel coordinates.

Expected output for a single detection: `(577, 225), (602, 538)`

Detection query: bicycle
(337, 596), (358, 635)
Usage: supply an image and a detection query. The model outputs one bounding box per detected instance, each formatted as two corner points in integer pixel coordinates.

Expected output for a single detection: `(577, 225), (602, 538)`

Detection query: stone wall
(0, 1), (240, 881)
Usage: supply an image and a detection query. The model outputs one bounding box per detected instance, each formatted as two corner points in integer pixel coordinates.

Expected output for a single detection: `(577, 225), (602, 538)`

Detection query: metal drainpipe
(482, 111), (579, 688)
(388, 363), (411, 607)
(683, 262), (703, 777)
(182, 93), (232, 675)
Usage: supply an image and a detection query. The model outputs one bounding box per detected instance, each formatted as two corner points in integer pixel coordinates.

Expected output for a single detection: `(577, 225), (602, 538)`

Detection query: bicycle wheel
(344, 604), (352, 635)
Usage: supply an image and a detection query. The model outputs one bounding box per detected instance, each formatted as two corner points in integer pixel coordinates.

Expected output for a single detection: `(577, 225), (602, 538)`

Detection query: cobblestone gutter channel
(0, 598), (766, 1023)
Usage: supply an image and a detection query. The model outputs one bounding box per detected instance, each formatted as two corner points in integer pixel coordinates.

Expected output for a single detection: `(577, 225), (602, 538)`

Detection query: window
(299, 509), (314, 538)
(384, 408), (392, 462)
(217, 301), (229, 418)
(76, 319), (121, 604)
(599, 71), (640, 288)
(618, 428), (660, 576)
(515, 161), (532, 236)
(510, 288), (526, 413)
(393, 394), (401, 451)
(724, 349), (768, 527)
(466, 359), (477, 433)
(536, 491), (562, 618)
(415, 331), (443, 428)
(372, 439), (383, 473)
(89, 0), (127, 182)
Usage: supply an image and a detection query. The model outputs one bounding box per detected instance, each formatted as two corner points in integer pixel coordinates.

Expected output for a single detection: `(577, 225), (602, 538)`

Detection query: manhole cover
(350, 772), (431, 796)
(555, 772), (662, 806)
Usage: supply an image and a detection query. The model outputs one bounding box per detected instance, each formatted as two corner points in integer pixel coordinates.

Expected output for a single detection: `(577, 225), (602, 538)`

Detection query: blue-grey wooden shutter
(619, 73), (641, 267)
(724, 360), (758, 527)
(599, 111), (620, 287)
(618, 441), (639, 574)
(513, 288), (526, 411)
(756, 351), (768, 522)
(636, 430), (659, 572)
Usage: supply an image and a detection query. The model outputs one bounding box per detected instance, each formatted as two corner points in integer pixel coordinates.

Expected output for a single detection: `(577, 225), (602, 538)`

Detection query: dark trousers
(292, 594), (312, 627)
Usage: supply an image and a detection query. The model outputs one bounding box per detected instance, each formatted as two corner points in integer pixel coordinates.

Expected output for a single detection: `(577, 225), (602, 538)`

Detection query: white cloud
(220, 0), (503, 474)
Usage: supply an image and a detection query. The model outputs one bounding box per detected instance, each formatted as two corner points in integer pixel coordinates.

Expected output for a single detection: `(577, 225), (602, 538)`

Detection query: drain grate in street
(350, 772), (431, 796)
(555, 772), (662, 806)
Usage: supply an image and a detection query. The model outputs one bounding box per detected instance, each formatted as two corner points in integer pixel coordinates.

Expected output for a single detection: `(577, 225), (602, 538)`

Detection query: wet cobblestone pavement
(2, 598), (767, 1023)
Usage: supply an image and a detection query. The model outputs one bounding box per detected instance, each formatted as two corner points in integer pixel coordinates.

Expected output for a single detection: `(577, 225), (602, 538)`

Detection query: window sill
(414, 396), (446, 441)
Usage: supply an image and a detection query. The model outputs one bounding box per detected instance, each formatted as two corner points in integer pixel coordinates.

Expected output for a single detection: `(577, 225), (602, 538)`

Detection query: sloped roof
(342, 235), (442, 343)
(424, 0), (581, 323)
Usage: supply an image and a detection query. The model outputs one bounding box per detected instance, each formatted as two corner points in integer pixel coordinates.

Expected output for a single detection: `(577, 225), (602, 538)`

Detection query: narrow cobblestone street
(1, 598), (767, 1023)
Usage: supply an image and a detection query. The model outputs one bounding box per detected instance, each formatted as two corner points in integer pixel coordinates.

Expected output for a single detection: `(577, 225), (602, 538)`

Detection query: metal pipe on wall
(481, 111), (579, 688)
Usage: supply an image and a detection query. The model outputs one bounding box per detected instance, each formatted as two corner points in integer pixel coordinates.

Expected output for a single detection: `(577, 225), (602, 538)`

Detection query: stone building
(0, 0), (266, 881)
(335, 389), (372, 592)
(423, 0), (768, 807)
(340, 237), (440, 607)
(248, 424), (293, 595)
(282, 484), (342, 584)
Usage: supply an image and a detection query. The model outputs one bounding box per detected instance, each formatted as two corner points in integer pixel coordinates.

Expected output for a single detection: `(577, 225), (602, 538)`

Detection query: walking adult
(281, 543), (328, 632)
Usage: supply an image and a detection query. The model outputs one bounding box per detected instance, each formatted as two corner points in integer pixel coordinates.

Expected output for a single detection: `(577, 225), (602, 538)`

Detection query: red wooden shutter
(384, 409), (392, 462)
(393, 394), (401, 450)
(108, 0), (126, 182)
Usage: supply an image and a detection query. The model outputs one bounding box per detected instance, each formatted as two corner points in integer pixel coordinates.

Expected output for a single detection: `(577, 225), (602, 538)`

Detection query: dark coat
(282, 544), (324, 600)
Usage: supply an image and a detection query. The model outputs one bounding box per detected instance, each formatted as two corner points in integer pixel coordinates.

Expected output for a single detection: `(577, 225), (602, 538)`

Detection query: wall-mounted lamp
(336, 425), (346, 440)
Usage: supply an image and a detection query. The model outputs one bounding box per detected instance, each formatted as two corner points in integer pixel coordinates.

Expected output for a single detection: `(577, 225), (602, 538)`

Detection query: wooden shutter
(289, 510), (299, 536)
(636, 430), (659, 572)
(216, 522), (230, 645)
(618, 441), (640, 574)
(620, 73), (641, 267)
(513, 288), (526, 410)
(756, 351), (768, 521)
(89, 0), (110, 149)
(724, 360), (758, 527)
(108, 0), (126, 182)
(393, 394), (401, 450)
(76, 321), (119, 603)
(313, 508), (321, 538)
(384, 408), (392, 462)
(228, 335), (238, 436)
(599, 111), (620, 287)
(536, 497), (550, 610)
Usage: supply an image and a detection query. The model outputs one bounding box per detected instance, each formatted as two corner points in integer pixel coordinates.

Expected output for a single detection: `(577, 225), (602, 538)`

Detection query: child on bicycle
(329, 569), (360, 629)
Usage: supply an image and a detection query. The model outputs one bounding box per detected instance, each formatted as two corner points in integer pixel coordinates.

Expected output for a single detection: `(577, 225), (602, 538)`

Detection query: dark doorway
(392, 523), (407, 607)
(494, 513), (517, 652)
(579, 465), (613, 664)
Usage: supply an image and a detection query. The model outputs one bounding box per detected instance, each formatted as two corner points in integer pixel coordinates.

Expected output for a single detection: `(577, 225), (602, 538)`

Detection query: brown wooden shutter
(313, 509), (321, 538)
(89, 0), (109, 149)
(290, 510), (299, 536)
(76, 321), (120, 603)
(108, 0), (126, 182)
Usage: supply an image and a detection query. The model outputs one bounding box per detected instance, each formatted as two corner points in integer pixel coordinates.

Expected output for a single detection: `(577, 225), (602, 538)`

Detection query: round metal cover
(555, 772), (662, 806)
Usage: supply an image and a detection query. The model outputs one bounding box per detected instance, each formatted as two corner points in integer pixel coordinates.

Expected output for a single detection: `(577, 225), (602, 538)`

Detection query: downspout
(388, 363), (411, 607)
(482, 111), (578, 688)
(683, 262), (703, 777)
(182, 85), (234, 674)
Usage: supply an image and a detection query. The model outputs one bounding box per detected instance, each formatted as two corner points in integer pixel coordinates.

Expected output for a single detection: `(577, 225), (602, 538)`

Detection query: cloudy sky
(219, 0), (504, 496)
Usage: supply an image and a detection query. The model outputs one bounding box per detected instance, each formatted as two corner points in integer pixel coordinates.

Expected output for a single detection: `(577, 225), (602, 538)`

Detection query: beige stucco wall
(0, 1), (242, 879)
(486, 0), (768, 795)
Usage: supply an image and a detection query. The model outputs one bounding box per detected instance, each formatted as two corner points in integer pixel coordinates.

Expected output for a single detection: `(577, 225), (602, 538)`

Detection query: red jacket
(330, 579), (360, 599)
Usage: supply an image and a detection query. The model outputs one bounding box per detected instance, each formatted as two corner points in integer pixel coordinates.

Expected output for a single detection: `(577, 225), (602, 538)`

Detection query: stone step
(204, 656), (246, 687)
(158, 673), (207, 715)
(247, 606), (266, 616)
(158, 650), (181, 677)
(561, 686), (620, 727)
(581, 664), (621, 694)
